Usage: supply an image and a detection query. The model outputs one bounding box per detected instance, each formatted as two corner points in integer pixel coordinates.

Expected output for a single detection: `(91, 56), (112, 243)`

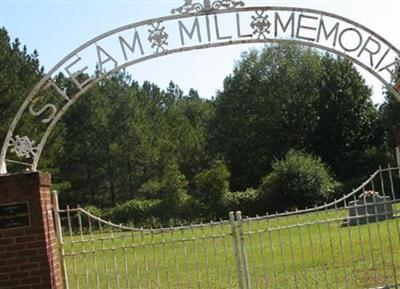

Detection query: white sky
(1, 0), (399, 103)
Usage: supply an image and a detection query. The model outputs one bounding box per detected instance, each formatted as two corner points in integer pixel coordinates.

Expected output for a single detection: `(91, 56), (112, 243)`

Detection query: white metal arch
(1, 3), (399, 174)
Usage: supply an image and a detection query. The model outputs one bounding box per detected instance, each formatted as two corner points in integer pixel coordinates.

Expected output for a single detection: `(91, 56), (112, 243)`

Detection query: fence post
(52, 190), (69, 289)
(236, 211), (251, 289)
(230, 211), (244, 289)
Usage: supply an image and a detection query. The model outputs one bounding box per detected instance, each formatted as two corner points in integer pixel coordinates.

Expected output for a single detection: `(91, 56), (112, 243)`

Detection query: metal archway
(1, 0), (400, 174)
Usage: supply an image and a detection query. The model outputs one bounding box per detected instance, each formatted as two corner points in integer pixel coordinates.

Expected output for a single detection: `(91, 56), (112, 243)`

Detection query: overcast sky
(1, 0), (399, 103)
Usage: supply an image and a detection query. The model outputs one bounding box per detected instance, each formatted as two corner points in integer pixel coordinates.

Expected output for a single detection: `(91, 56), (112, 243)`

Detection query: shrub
(162, 163), (189, 210)
(178, 196), (205, 222)
(259, 150), (340, 212)
(192, 160), (230, 218)
(225, 188), (262, 215)
(105, 199), (162, 226)
(83, 205), (104, 217)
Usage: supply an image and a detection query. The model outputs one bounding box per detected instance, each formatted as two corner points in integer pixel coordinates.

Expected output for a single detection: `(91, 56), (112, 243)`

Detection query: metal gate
(53, 166), (400, 289)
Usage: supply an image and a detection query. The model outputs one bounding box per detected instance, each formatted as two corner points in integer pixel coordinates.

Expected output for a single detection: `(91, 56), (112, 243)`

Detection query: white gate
(53, 166), (400, 289)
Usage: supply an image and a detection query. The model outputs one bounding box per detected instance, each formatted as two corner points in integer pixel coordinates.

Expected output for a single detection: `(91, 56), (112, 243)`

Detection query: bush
(192, 160), (230, 218)
(259, 150), (340, 212)
(178, 196), (205, 222)
(105, 199), (162, 226)
(161, 163), (189, 211)
(83, 205), (104, 217)
(225, 188), (262, 215)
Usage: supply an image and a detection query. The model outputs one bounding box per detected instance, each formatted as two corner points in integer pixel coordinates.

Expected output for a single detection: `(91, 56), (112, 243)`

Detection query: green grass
(62, 206), (400, 289)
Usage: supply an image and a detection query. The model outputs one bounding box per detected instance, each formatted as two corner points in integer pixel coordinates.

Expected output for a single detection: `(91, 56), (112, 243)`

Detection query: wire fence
(54, 165), (400, 289)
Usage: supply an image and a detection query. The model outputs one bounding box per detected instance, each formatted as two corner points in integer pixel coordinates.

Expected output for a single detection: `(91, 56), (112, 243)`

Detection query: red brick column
(0, 172), (64, 289)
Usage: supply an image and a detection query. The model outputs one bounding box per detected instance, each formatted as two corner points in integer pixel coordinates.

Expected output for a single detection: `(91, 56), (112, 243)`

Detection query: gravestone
(347, 191), (394, 226)
(0, 172), (64, 289)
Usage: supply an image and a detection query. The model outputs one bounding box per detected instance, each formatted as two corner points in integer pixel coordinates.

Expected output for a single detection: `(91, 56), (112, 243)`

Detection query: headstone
(347, 191), (393, 226)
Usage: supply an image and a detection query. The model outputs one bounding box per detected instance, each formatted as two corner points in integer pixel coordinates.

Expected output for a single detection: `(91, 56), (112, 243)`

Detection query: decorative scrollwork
(251, 11), (272, 39)
(211, 0), (244, 10)
(8, 135), (38, 159)
(148, 22), (169, 53)
(171, 0), (245, 15)
(171, 0), (204, 14)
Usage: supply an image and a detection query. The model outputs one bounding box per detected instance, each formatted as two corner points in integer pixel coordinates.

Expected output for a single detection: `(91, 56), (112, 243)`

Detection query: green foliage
(0, 27), (65, 182)
(210, 45), (380, 191)
(59, 75), (210, 208)
(379, 92), (400, 150)
(105, 199), (162, 226)
(340, 146), (394, 195)
(311, 55), (381, 182)
(0, 28), (43, 142)
(259, 150), (340, 212)
(83, 205), (104, 218)
(192, 160), (230, 218)
(225, 188), (261, 215)
(158, 163), (190, 219)
(3, 25), (399, 222)
(210, 45), (324, 190)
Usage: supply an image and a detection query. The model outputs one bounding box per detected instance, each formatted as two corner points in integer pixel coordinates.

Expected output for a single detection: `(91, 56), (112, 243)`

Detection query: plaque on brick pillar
(0, 172), (64, 289)
(0, 202), (30, 230)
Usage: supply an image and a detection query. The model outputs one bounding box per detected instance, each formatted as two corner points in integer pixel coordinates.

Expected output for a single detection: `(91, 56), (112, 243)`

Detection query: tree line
(1, 27), (399, 224)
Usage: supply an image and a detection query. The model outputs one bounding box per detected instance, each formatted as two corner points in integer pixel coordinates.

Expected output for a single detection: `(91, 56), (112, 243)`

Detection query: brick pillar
(0, 172), (64, 289)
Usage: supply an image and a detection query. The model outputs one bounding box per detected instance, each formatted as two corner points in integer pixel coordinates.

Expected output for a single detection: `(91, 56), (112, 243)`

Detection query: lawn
(61, 204), (400, 289)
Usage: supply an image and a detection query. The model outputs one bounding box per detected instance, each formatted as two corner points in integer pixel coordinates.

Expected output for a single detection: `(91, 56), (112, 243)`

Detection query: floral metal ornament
(211, 0), (245, 10)
(251, 11), (272, 39)
(8, 135), (38, 159)
(171, 0), (245, 15)
(148, 22), (169, 53)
